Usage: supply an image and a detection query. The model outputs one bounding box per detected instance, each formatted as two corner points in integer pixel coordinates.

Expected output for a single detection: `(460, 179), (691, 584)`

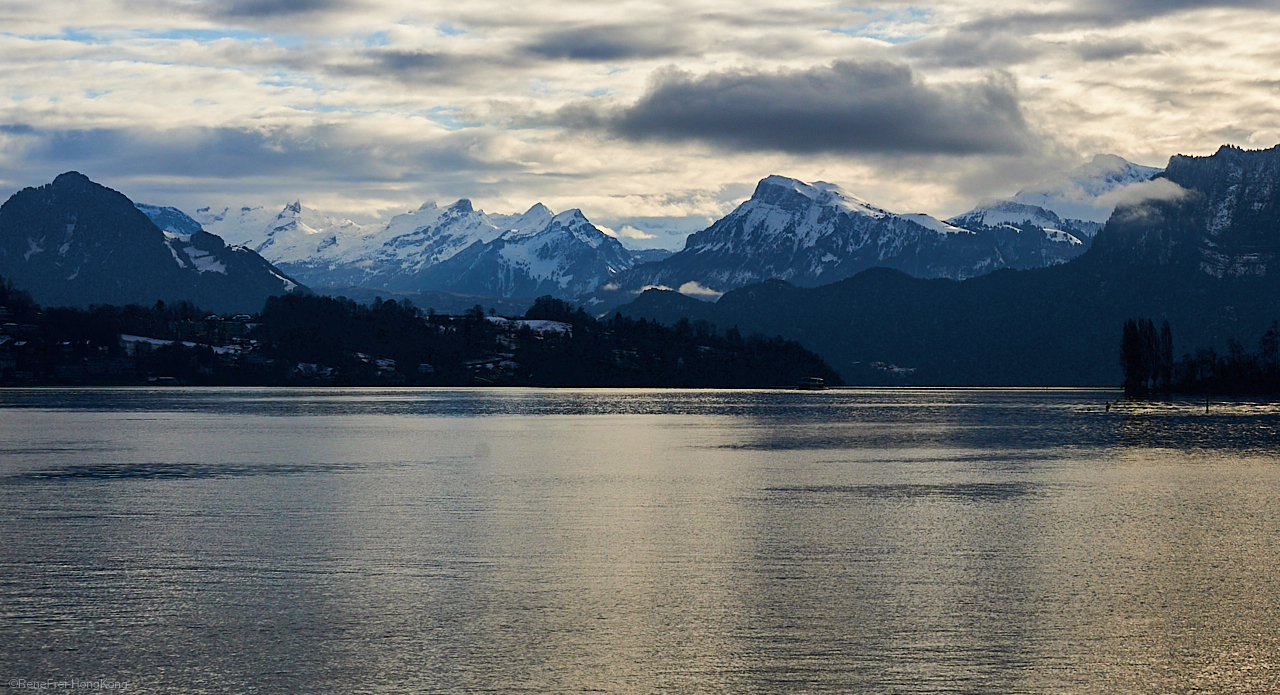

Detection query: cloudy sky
(1, 0), (1277, 247)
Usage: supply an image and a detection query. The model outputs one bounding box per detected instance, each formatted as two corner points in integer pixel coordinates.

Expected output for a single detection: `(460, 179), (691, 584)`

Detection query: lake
(2, 387), (1279, 694)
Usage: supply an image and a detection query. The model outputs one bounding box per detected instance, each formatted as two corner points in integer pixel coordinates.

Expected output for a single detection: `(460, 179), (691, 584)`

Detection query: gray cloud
(523, 25), (696, 61)
(892, 1), (1245, 68)
(325, 48), (518, 85)
(963, 0), (1278, 34)
(897, 30), (1045, 68)
(203, 0), (347, 18)
(5, 124), (511, 186)
(1072, 36), (1159, 61)
(1096, 178), (1190, 208)
(362, 49), (451, 73)
(0, 121), (556, 216)
(1083, 0), (1278, 20)
(562, 61), (1033, 156)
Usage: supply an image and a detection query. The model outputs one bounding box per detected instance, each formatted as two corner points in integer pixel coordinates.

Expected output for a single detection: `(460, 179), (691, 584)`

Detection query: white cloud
(678, 281), (724, 300)
(615, 225), (657, 240)
(1095, 178), (1190, 208)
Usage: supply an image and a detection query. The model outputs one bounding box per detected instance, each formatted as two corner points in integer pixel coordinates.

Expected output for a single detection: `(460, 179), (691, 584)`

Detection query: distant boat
(797, 377), (827, 390)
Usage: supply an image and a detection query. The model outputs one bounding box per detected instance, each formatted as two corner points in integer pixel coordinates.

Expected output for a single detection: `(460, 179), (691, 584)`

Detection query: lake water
(1, 387), (1279, 694)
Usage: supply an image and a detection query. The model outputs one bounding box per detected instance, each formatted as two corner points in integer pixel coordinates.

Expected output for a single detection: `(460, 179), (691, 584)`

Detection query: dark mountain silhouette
(0, 172), (303, 314)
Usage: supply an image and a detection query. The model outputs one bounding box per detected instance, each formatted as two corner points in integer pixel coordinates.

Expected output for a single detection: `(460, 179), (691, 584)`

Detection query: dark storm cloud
(203, 0), (346, 18)
(561, 61), (1032, 156)
(523, 25), (695, 61)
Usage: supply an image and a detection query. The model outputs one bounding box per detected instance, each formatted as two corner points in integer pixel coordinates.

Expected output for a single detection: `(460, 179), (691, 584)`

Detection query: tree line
(1121, 317), (1280, 395)
(1, 276), (842, 388)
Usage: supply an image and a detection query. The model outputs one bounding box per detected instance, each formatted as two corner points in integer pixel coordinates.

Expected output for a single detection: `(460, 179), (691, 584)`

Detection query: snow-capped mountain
(615, 144), (1280, 387)
(314, 199), (517, 289)
(290, 198), (637, 298)
(247, 201), (368, 265)
(0, 173), (303, 313)
(188, 202), (370, 271)
(147, 197), (639, 301)
(191, 205), (279, 246)
(1014, 154), (1164, 224)
(409, 208), (637, 298)
(589, 174), (1085, 307)
(949, 154), (1163, 241)
(117, 154), (1163, 309)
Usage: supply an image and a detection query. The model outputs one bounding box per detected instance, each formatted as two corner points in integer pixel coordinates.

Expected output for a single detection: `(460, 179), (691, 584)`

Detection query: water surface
(2, 388), (1278, 693)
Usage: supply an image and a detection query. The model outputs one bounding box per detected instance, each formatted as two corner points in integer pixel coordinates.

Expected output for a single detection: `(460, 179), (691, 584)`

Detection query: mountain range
(586, 157), (1157, 306)
(178, 197), (639, 302)
(131, 153), (1160, 310)
(614, 144), (1280, 386)
(0, 149), (1205, 376)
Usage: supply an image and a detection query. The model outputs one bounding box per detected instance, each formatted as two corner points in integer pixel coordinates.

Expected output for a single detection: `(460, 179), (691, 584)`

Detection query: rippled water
(2, 387), (1279, 694)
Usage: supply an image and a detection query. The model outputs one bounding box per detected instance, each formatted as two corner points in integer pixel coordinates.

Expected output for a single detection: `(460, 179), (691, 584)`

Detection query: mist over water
(2, 388), (1278, 694)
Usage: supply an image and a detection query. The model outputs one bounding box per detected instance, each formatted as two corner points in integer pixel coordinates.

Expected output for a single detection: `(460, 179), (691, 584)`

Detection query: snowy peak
(491, 203), (555, 235)
(192, 205), (277, 247)
(256, 196), (638, 299)
(379, 203), (448, 241)
(420, 204), (636, 298)
(688, 174), (951, 256)
(899, 213), (969, 235)
(268, 200), (354, 234)
(949, 201), (1065, 231)
(589, 172), (1096, 307)
(494, 208), (614, 255)
(1009, 154), (1163, 225)
(1057, 154), (1162, 195)
(753, 175), (889, 219)
(348, 198), (505, 272)
(948, 154), (1161, 244)
(553, 209), (609, 248)
(189, 201), (367, 259)
(506, 203), (552, 231)
(251, 202), (367, 264)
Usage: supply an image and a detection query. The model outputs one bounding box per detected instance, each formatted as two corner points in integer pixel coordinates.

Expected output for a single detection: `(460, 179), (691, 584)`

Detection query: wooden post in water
(1206, 394), (1210, 414)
